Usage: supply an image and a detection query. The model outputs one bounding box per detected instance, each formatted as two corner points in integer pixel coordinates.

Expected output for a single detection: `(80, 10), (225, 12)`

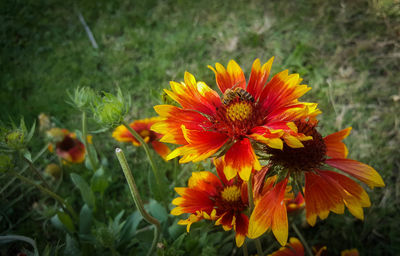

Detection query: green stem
(122, 121), (162, 190)
(0, 144), (48, 195)
(82, 111), (98, 170)
(23, 155), (51, 189)
(242, 242), (248, 256)
(115, 148), (161, 256)
(247, 173), (263, 256)
(10, 171), (78, 221)
(292, 223), (313, 256)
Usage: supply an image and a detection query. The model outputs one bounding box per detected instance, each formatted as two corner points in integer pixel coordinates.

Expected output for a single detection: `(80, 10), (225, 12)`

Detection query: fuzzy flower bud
(1, 118), (35, 151)
(68, 86), (96, 111)
(92, 88), (131, 128)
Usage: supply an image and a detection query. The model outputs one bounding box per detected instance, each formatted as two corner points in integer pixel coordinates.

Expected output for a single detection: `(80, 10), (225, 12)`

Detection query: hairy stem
(292, 223), (313, 256)
(122, 121), (163, 191)
(82, 111), (98, 170)
(23, 155), (51, 189)
(10, 171), (78, 220)
(115, 148), (161, 256)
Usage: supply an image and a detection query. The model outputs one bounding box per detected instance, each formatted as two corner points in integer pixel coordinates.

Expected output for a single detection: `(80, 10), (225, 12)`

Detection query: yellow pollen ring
(226, 102), (252, 122)
(221, 185), (241, 202)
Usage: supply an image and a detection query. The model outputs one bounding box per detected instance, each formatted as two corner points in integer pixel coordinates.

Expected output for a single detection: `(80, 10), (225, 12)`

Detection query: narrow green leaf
(79, 204), (93, 234)
(70, 173), (95, 209)
(56, 211), (76, 233)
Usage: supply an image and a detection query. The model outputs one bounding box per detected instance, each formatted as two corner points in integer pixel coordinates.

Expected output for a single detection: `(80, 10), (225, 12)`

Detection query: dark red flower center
(57, 135), (77, 152)
(213, 88), (263, 139)
(265, 121), (327, 172)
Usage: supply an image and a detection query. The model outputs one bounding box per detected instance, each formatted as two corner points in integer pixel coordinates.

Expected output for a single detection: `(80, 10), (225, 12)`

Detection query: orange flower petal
(325, 158), (385, 188)
(269, 237), (304, 256)
(322, 171), (371, 220)
(233, 213), (249, 247)
(150, 141), (171, 161)
(167, 126), (228, 163)
(259, 70), (311, 116)
(208, 60), (246, 93)
(224, 138), (261, 181)
(152, 105), (212, 144)
(341, 249), (359, 256)
(323, 127), (352, 158)
(165, 72), (221, 116)
(305, 171), (346, 226)
(248, 179), (288, 245)
(247, 57), (274, 101)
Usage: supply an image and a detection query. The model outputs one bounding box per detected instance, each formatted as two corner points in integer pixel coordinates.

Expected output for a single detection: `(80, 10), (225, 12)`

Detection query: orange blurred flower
(47, 128), (86, 164)
(269, 237), (305, 256)
(112, 117), (170, 160)
(153, 58), (319, 181)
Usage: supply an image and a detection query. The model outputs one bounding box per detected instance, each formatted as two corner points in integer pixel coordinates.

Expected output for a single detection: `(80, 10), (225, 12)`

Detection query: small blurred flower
(44, 163), (62, 179)
(38, 113), (51, 132)
(285, 191), (305, 214)
(269, 237), (304, 256)
(153, 58), (318, 181)
(112, 117), (170, 160)
(341, 249), (359, 256)
(47, 128), (86, 164)
(171, 158), (249, 247)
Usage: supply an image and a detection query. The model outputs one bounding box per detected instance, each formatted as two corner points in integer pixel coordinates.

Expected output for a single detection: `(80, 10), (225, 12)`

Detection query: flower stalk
(115, 148), (161, 256)
(23, 155), (51, 189)
(292, 223), (313, 256)
(9, 171), (78, 221)
(82, 111), (98, 170)
(121, 121), (162, 190)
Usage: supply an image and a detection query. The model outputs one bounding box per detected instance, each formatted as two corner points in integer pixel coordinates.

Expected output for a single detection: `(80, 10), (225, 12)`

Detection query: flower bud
(68, 87), (96, 111)
(92, 88), (131, 128)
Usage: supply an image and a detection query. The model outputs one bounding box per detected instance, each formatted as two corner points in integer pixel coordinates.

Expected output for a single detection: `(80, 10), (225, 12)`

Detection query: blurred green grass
(1, 0), (399, 254)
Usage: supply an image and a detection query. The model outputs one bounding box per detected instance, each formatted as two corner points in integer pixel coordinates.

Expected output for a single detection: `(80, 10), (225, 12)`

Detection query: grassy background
(1, 0), (399, 255)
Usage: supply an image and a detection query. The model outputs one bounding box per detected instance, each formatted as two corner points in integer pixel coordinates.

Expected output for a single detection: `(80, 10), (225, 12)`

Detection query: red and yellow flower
(112, 117), (170, 160)
(47, 128), (86, 164)
(248, 120), (385, 244)
(171, 158), (249, 247)
(153, 58), (318, 181)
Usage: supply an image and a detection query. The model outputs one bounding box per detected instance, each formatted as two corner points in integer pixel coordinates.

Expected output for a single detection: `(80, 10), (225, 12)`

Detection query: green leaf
(90, 167), (109, 194)
(145, 199), (167, 223)
(56, 211), (76, 233)
(64, 234), (81, 256)
(79, 204), (93, 234)
(119, 211), (143, 243)
(70, 173), (95, 209)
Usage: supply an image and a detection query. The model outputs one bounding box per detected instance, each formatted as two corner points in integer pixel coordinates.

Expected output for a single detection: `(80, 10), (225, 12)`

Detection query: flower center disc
(226, 102), (253, 122)
(221, 185), (241, 202)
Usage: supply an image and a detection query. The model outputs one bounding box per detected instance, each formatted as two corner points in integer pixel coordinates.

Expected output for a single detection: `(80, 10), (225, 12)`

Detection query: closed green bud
(92, 88), (131, 128)
(1, 118), (35, 151)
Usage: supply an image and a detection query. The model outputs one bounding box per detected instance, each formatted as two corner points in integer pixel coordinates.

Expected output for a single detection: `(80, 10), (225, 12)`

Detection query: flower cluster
(153, 58), (385, 247)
